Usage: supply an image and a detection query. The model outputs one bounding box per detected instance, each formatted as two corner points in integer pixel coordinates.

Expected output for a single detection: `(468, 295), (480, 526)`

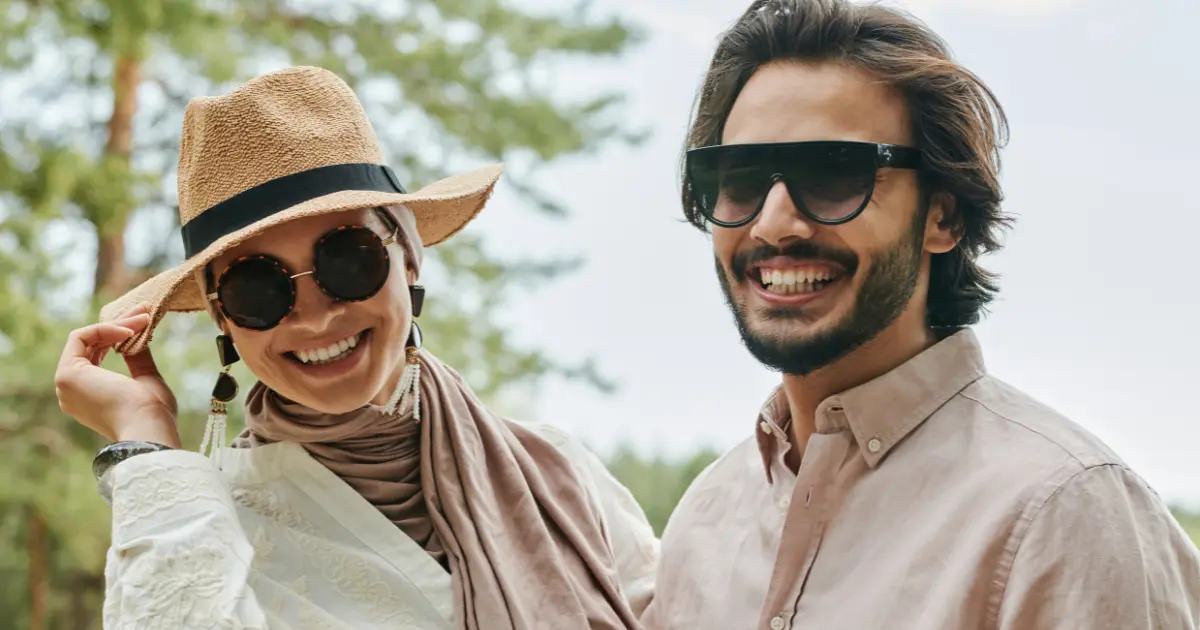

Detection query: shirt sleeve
(524, 423), (661, 617)
(996, 463), (1200, 630)
(102, 449), (269, 629)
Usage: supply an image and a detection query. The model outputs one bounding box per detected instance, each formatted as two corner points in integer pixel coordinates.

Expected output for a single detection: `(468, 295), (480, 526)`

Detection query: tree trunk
(69, 572), (105, 630)
(93, 55), (141, 301)
(28, 505), (46, 630)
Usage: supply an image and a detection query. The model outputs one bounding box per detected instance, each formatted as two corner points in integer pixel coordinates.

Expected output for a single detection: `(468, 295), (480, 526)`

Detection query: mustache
(729, 242), (858, 281)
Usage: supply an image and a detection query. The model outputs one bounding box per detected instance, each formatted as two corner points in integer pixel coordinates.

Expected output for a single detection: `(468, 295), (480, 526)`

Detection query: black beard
(716, 216), (925, 377)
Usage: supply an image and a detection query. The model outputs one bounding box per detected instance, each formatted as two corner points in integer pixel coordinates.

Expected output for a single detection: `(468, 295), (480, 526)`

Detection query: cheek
(362, 276), (411, 327)
(228, 330), (279, 372)
(841, 224), (886, 263)
(842, 197), (915, 259)
(711, 226), (742, 269)
(868, 179), (923, 232)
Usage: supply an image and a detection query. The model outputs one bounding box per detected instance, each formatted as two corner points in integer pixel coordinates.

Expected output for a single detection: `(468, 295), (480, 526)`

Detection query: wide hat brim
(99, 163), (503, 355)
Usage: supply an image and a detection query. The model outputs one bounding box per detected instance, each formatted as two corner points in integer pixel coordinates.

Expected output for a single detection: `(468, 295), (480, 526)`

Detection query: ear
(206, 301), (233, 337)
(923, 192), (961, 255)
(405, 266), (418, 286)
(195, 266), (233, 335)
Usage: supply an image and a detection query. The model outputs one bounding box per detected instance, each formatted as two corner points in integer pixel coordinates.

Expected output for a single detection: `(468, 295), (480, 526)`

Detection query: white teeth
(294, 332), (363, 365)
(765, 281), (821, 295)
(760, 267), (836, 294)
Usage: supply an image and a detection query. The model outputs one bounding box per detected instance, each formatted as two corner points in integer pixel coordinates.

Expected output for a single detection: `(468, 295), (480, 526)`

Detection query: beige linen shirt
(642, 330), (1199, 630)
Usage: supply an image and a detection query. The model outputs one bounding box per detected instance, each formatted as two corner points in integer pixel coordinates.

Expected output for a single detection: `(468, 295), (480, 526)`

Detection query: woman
(53, 66), (657, 629)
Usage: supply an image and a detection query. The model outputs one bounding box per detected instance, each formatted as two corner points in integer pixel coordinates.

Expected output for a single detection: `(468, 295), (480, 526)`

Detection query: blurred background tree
(0, 1), (1196, 629)
(0, 0), (639, 627)
(1174, 508), (1200, 545)
(605, 445), (720, 535)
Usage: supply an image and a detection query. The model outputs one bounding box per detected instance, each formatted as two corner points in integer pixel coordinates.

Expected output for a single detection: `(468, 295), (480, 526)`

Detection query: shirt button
(777, 496), (790, 510)
(760, 421), (772, 434)
(770, 616), (786, 630)
(867, 437), (882, 453)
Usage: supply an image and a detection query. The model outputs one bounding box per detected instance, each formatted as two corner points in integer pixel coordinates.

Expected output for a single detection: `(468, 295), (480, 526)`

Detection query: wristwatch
(92, 441), (174, 480)
(92, 441), (174, 504)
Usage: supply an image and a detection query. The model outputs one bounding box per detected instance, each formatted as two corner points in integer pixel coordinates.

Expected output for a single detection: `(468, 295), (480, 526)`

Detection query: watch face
(92, 441), (172, 480)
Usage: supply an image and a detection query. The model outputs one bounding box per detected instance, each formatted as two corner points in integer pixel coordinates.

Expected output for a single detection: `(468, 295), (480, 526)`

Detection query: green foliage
(1171, 506), (1200, 546)
(604, 445), (721, 535)
(0, 0), (641, 627)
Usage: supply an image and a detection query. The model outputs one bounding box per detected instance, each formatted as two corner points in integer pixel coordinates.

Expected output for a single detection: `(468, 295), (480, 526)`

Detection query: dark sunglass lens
(687, 160), (723, 222)
(689, 151), (773, 226)
(713, 165), (774, 225)
(784, 147), (874, 222)
(218, 257), (293, 330)
(314, 227), (390, 301)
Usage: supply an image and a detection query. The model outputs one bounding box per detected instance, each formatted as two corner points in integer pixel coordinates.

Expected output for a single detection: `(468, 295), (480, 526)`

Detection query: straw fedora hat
(98, 66), (502, 355)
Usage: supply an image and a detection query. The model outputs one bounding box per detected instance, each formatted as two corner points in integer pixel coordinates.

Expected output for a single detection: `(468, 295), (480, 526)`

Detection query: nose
(749, 179), (817, 247)
(288, 271), (345, 331)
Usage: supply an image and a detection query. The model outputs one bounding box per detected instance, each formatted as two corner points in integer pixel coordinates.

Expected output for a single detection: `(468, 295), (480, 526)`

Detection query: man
(641, 1), (1200, 629)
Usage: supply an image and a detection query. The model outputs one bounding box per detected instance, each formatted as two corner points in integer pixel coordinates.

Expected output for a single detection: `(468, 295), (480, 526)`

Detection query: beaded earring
(384, 285), (424, 420)
(200, 334), (239, 457)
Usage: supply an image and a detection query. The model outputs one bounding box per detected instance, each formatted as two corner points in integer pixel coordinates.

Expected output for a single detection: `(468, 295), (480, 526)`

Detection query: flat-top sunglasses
(685, 140), (923, 228)
(208, 224), (397, 331)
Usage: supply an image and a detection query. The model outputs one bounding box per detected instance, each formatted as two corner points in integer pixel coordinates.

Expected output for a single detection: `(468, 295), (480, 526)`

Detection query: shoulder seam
(957, 390), (1085, 467)
(984, 462), (1129, 630)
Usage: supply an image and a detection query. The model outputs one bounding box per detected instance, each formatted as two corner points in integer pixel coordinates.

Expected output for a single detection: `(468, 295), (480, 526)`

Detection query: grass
(1171, 507), (1200, 547)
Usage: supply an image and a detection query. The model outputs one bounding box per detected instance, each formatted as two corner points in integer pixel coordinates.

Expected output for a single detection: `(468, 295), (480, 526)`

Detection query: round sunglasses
(207, 224), (399, 331)
(685, 140), (924, 228)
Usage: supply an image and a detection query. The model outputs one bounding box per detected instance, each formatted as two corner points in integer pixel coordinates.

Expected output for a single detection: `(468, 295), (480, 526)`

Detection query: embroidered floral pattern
(111, 459), (230, 529)
(104, 452), (466, 629)
(232, 484), (426, 626)
(232, 485), (308, 531)
(109, 516), (262, 628)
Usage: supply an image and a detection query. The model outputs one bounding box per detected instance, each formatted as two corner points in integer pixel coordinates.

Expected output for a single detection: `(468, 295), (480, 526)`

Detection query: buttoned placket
(758, 406), (854, 630)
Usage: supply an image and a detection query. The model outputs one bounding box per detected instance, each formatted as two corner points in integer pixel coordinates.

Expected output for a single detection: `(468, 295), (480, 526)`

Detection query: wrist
(115, 416), (181, 449)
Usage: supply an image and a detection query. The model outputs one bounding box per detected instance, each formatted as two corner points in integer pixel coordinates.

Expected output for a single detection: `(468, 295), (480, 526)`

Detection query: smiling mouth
(754, 265), (843, 295)
(287, 330), (369, 366)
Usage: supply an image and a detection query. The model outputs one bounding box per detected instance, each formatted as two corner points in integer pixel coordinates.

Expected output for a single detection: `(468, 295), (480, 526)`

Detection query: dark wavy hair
(682, 0), (1012, 328)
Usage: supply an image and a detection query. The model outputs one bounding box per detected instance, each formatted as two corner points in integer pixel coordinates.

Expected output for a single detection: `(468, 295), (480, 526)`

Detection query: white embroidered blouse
(99, 423), (659, 629)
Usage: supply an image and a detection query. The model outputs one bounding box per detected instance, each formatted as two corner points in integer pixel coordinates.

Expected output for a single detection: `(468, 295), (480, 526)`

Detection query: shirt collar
(755, 329), (987, 482)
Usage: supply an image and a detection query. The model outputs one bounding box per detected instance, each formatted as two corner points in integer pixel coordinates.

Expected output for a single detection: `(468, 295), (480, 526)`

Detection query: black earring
(410, 284), (425, 318)
(406, 321), (422, 350)
(202, 335), (239, 456)
(212, 334), (240, 402)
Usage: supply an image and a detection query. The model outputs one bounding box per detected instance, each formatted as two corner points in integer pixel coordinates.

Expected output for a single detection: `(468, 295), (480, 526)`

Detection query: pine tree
(0, 1), (639, 626)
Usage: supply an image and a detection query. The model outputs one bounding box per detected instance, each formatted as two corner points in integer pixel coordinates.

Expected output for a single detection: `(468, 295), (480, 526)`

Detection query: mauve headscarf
(234, 205), (641, 630)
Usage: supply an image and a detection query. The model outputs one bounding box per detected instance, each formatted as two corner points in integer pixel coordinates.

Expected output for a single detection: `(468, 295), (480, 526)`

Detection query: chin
(746, 323), (828, 356)
(287, 386), (373, 414)
(313, 396), (373, 415)
(751, 301), (846, 335)
(736, 308), (863, 376)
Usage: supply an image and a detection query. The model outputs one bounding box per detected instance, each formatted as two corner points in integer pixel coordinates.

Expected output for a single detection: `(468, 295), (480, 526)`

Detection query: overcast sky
(468, 0), (1200, 506)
